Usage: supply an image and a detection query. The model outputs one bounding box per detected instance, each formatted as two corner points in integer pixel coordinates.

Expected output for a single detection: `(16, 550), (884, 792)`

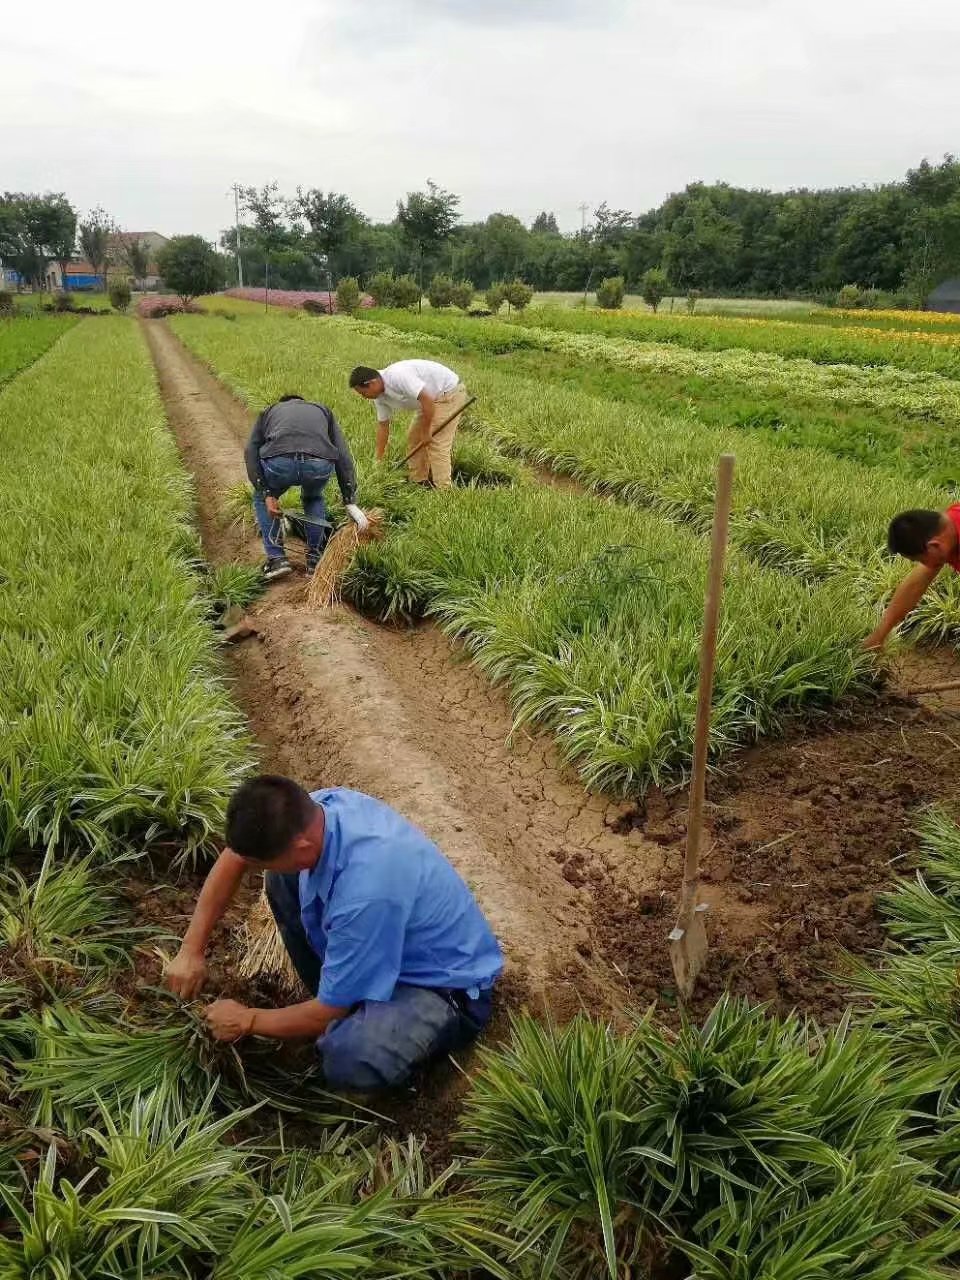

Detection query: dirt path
(144, 318), (960, 1029)
(142, 319), (645, 1012)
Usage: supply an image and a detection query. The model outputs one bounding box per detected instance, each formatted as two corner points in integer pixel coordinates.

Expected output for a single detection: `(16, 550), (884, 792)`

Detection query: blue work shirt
(299, 788), (503, 1008)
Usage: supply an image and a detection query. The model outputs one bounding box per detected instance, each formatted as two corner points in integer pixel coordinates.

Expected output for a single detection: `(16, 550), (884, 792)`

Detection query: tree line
(4, 155), (959, 305)
(227, 156), (960, 304)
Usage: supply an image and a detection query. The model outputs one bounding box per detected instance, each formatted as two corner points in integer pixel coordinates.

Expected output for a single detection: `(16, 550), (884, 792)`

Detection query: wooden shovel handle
(395, 395), (477, 469)
(679, 454), (735, 919)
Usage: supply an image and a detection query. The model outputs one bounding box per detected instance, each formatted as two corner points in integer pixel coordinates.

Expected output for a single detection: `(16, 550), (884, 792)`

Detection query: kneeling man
(165, 776), (503, 1090)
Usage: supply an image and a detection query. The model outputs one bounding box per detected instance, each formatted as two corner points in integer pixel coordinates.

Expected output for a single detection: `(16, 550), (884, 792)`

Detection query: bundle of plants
(211, 1139), (514, 1280)
(460, 997), (918, 1278)
(0, 1092), (257, 1278)
(16, 992), (370, 1138)
(880, 807), (960, 944)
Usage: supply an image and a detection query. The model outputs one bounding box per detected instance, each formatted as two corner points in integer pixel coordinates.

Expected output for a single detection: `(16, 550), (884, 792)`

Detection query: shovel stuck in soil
(669, 453), (735, 1001)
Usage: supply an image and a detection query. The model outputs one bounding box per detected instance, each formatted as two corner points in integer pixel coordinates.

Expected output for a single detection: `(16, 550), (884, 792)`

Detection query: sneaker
(262, 556), (293, 582)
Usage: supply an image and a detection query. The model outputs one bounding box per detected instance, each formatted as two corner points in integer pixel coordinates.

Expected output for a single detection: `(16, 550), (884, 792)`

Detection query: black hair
(225, 775), (316, 861)
(278, 393), (303, 402)
(887, 509), (946, 558)
(349, 366), (379, 388)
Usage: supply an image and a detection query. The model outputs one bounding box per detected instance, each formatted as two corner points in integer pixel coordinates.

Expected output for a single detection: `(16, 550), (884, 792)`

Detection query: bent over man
(349, 359), (468, 489)
(245, 393), (367, 581)
(165, 776), (502, 1091)
(864, 505), (960, 649)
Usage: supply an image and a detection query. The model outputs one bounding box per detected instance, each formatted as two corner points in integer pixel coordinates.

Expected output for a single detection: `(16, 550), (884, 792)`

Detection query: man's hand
(345, 503), (370, 532)
(164, 946), (208, 1000)
(204, 999), (256, 1042)
(265, 495), (281, 517)
(862, 630), (887, 651)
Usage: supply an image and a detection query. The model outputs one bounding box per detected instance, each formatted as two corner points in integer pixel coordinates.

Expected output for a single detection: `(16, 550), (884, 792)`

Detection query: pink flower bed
(137, 295), (201, 318)
(223, 287), (374, 314)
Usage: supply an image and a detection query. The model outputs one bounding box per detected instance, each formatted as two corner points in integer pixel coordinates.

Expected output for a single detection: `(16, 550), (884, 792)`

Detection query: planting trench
(143, 318), (960, 1037)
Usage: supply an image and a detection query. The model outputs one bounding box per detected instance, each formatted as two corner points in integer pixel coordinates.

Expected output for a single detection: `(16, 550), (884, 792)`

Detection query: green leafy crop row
(0, 317), (250, 859)
(0, 313), (77, 389)
(172, 312), (878, 794)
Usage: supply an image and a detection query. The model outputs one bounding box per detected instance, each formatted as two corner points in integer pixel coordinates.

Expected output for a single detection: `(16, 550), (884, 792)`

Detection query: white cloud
(3, 0), (957, 241)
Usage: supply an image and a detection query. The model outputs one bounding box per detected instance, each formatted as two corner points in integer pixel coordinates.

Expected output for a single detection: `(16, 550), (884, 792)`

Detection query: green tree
(596, 275), (625, 308)
(123, 236), (150, 290)
(640, 267), (669, 311)
(485, 282), (506, 314)
(293, 188), (364, 280)
(450, 279), (474, 309)
(396, 180), (460, 308)
(335, 275), (361, 315)
(367, 271), (397, 307)
(502, 279), (533, 313)
(531, 211), (559, 235)
(157, 236), (225, 303)
(427, 273), (455, 308)
(391, 274), (422, 310)
(108, 277), (132, 311)
(0, 192), (76, 288)
(78, 207), (116, 288)
(661, 196), (741, 290)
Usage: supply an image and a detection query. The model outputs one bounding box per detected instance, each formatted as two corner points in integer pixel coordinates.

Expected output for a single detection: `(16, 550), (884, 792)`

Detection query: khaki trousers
(407, 385), (468, 488)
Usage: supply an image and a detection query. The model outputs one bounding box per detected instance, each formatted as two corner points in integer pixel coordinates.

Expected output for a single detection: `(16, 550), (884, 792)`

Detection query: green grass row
(5, 815), (960, 1278)
(0, 313), (78, 388)
(505, 305), (960, 379)
(329, 315), (960, 648)
(171, 311), (877, 794)
(375, 308), (960, 486)
(0, 317), (250, 859)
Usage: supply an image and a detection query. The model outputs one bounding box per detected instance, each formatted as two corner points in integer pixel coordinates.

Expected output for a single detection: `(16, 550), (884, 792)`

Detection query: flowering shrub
(222, 287), (373, 314)
(137, 295), (201, 318)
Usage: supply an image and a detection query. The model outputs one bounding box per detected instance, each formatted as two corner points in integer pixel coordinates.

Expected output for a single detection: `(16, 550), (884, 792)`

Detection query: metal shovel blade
(669, 903), (709, 1001)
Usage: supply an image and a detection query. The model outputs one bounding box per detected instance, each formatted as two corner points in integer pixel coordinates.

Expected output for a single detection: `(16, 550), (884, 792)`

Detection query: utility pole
(231, 184), (244, 288)
(578, 201), (589, 234)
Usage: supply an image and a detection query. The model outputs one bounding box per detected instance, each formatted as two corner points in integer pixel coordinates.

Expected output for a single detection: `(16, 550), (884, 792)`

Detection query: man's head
(888, 509), (957, 569)
(277, 393), (304, 403)
(349, 366), (384, 399)
(225, 775), (324, 872)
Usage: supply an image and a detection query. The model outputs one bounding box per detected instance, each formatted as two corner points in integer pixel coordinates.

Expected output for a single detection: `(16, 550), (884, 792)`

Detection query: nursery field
(5, 301), (960, 1276)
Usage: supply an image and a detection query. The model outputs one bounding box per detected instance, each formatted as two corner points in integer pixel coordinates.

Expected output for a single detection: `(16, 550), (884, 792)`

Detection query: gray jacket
(244, 398), (358, 503)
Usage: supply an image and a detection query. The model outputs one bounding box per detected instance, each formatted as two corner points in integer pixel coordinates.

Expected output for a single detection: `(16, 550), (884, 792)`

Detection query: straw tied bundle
(307, 507), (385, 608)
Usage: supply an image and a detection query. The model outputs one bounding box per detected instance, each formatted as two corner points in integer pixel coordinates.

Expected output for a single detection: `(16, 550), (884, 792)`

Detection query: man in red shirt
(864, 505), (960, 649)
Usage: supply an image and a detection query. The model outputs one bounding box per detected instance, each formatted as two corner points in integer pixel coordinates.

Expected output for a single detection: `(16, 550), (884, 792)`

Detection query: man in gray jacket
(245, 394), (367, 580)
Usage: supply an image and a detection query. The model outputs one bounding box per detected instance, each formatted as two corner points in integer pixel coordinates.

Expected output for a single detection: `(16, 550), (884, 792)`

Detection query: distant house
(42, 231), (170, 292)
(926, 278), (960, 314)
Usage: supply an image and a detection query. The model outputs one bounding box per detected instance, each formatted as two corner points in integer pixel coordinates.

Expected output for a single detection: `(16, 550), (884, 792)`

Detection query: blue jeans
(265, 870), (494, 1091)
(253, 454), (335, 557)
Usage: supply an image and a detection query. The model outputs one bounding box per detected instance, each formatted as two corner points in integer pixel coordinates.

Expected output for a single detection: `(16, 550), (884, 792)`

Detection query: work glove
(346, 503), (370, 532)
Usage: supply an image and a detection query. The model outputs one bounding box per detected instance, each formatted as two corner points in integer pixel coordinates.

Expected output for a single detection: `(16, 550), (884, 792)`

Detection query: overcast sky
(4, 0), (959, 242)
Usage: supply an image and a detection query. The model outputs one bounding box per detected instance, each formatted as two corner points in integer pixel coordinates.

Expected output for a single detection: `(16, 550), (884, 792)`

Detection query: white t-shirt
(374, 359), (460, 423)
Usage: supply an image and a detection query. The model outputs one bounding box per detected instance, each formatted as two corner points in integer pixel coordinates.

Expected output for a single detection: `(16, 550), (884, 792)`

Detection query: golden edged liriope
(507, 306), (960, 378)
(0, 317), (249, 859)
(172, 312), (877, 794)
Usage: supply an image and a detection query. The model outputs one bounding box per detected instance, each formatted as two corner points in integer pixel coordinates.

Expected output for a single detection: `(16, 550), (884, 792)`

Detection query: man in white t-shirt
(349, 359), (468, 489)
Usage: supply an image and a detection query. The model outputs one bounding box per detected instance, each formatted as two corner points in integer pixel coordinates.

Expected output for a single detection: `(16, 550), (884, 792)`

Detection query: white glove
(345, 503), (369, 532)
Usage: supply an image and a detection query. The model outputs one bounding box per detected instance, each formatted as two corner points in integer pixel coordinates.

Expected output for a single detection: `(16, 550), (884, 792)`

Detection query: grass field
(6, 297), (960, 1277)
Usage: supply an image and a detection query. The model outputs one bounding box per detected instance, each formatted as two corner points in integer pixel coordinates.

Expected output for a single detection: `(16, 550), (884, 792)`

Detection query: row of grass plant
(0, 312), (78, 388)
(313, 314), (960, 649)
(0, 317), (251, 859)
(455, 812), (960, 1277)
(807, 307), (960, 333)
(171, 311), (879, 795)
(375, 308), (960, 485)
(0, 849), (516, 1278)
(505, 304), (960, 379)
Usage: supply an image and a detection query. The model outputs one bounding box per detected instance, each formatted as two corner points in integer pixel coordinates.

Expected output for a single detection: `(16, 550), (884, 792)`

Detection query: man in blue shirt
(164, 775), (503, 1090)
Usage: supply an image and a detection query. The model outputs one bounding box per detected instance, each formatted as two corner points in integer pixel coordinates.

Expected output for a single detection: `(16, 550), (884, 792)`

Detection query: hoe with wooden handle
(669, 453), (735, 1001)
